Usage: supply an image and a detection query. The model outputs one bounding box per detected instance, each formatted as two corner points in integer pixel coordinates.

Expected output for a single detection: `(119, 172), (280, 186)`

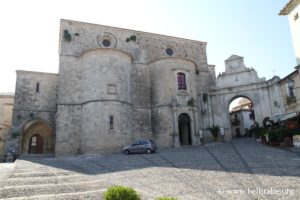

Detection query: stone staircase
(0, 156), (112, 200)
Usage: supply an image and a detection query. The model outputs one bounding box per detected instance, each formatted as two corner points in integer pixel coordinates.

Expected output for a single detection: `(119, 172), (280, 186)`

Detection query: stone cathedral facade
(5, 19), (284, 155)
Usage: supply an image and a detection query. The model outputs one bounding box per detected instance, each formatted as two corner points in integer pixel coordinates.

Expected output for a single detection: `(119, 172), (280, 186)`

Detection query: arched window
(177, 72), (186, 90)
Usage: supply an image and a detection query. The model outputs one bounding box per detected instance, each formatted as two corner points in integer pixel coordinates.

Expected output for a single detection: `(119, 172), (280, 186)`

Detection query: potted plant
(208, 125), (220, 142)
(268, 131), (279, 146)
(253, 126), (267, 144)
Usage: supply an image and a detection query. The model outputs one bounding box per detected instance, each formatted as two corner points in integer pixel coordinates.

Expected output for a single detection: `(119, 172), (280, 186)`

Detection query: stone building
(211, 55), (285, 136)
(230, 98), (253, 137)
(0, 94), (14, 153)
(279, 70), (300, 114)
(280, 0), (300, 65)
(6, 71), (57, 154)
(5, 19), (286, 156)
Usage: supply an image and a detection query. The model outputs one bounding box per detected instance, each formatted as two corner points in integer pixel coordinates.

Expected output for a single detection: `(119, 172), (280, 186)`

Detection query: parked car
(122, 139), (157, 154)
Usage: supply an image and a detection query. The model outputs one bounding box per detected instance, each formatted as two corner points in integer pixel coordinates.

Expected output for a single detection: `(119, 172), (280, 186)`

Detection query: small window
(290, 87), (295, 97)
(107, 84), (116, 94)
(286, 79), (296, 97)
(166, 48), (174, 56)
(109, 116), (114, 129)
(36, 82), (40, 93)
(177, 72), (186, 90)
(102, 39), (111, 47)
(294, 12), (299, 21)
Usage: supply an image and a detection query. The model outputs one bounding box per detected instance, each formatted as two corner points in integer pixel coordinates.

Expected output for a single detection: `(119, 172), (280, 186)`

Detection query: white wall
(288, 3), (300, 64)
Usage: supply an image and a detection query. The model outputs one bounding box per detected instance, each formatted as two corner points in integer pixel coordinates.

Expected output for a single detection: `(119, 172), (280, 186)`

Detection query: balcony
(286, 96), (296, 105)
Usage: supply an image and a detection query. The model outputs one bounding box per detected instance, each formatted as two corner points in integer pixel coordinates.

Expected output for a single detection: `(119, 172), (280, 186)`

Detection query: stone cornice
(16, 70), (58, 76)
(61, 19), (207, 45)
(279, 0), (300, 15)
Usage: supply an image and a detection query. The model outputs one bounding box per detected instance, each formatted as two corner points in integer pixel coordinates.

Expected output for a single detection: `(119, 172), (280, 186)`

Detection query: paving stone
(0, 138), (300, 199)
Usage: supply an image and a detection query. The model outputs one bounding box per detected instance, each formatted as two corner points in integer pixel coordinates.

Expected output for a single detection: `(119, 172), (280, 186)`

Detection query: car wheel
(124, 150), (130, 155)
(146, 148), (152, 154)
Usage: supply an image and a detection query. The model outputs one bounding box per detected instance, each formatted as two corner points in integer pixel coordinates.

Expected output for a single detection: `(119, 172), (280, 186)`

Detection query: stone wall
(0, 94), (14, 153)
(279, 70), (300, 113)
(5, 71), (58, 154)
(59, 19), (208, 69)
(56, 19), (212, 154)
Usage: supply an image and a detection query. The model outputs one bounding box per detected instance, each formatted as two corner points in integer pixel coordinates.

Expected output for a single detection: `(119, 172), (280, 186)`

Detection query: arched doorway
(228, 96), (255, 137)
(28, 134), (43, 154)
(21, 120), (54, 154)
(178, 113), (192, 145)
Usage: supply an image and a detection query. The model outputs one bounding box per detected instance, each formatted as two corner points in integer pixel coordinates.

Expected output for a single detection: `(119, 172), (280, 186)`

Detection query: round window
(166, 48), (174, 56)
(102, 39), (111, 47)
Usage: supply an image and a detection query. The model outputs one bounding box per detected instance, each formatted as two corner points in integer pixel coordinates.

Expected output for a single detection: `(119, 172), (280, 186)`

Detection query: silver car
(123, 139), (157, 154)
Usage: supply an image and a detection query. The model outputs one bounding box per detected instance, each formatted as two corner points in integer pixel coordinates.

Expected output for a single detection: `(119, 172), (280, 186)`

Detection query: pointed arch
(20, 119), (54, 154)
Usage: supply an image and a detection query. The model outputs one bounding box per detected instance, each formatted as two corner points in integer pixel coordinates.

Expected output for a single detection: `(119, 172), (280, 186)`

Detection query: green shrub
(253, 127), (267, 138)
(11, 131), (20, 139)
(208, 125), (220, 141)
(289, 129), (299, 136)
(155, 197), (177, 200)
(268, 131), (278, 142)
(271, 128), (297, 141)
(130, 35), (136, 41)
(103, 185), (140, 200)
(187, 98), (194, 107)
(275, 128), (288, 141)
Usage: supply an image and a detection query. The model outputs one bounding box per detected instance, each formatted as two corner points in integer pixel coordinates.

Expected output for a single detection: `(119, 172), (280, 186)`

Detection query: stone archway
(178, 113), (192, 145)
(21, 120), (54, 154)
(228, 96), (254, 137)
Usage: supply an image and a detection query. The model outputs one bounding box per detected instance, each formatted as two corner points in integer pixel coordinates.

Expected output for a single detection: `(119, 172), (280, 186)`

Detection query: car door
(136, 140), (146, 153)
(130, 142), (139, 153)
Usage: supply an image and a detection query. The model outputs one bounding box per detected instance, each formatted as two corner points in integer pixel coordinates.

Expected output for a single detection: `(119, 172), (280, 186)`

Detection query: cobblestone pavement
(0, 138), (300, 200)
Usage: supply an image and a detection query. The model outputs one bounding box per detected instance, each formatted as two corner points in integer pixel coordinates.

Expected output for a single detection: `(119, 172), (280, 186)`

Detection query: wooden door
(29, 134), (43, 154)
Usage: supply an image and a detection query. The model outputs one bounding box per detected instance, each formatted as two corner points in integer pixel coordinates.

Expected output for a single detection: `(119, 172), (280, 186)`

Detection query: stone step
(0, 163), (14, 179)
(0, 179), (110, 199)
(1, 174), (94, 187)
(1, 190), (105, 200)
(7, 171), (76, 178)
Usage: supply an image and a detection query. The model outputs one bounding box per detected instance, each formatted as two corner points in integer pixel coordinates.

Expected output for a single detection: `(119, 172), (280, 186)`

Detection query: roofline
(225, 55), (244, 62)
(279, 0), (300, 15)
(61, 19), (207, 45)
(16, 70), (58, 76)
(0, 94), (14, 98)
(279, 69), (298, 83)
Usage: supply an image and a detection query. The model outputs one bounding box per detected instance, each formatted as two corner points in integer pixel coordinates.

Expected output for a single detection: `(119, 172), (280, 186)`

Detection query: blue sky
(0, 0), (296, 92)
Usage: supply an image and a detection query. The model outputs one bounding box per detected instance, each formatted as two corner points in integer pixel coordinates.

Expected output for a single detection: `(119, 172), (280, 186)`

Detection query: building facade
(230, 98), (253, 137)
(280, 0), (300, 65)
(5, 20), (286, 156)
(279, 70), (300, 114)
(0, 94), (14, 153)
(211, 55), (285, 138)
